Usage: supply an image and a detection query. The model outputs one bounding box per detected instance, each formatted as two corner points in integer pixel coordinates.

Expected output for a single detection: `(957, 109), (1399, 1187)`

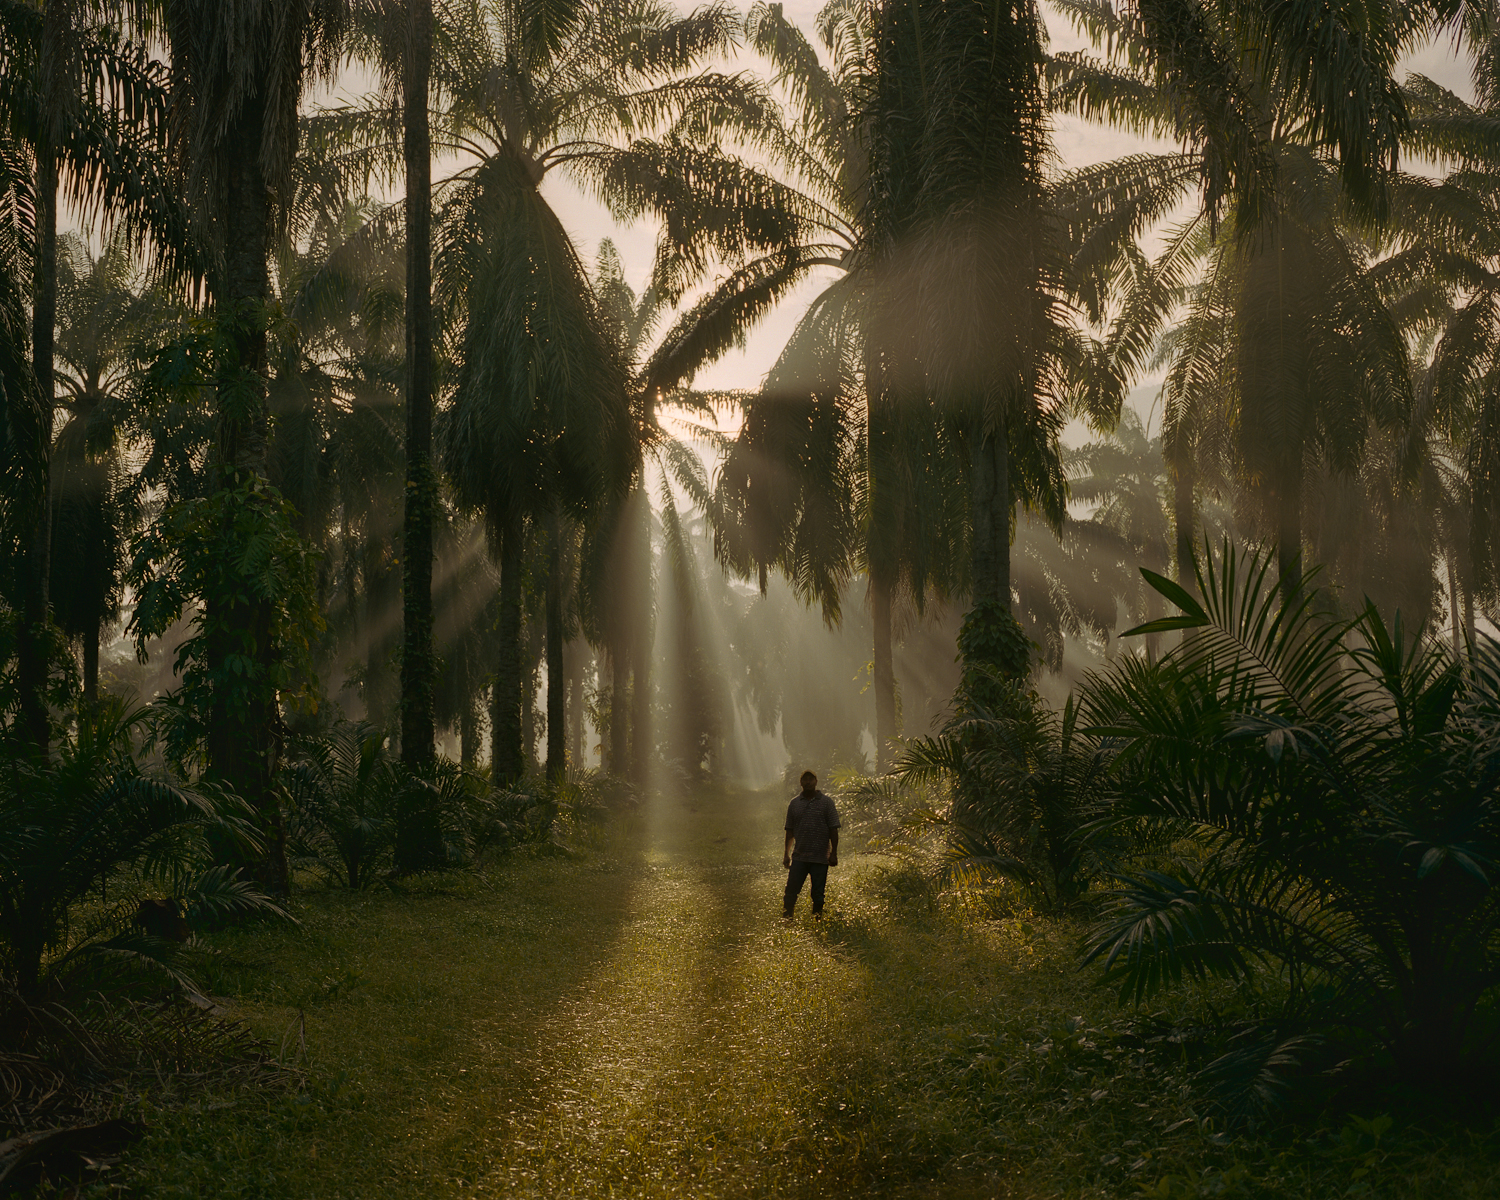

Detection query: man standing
(783, 770), (840, 919)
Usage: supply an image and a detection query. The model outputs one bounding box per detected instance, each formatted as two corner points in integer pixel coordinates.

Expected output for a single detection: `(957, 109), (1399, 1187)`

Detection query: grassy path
(135, 786), (1022, 1198)
(122, 786), (1500, 1199)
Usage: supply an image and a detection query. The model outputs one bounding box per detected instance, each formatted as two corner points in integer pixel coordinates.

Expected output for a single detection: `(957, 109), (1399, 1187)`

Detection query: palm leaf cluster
(0, 701), (285, 996)
(1079, 543), (1500, 1088)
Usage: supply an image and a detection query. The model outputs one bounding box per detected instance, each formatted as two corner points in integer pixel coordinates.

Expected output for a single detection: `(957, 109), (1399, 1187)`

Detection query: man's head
(800, 770), (817, 795)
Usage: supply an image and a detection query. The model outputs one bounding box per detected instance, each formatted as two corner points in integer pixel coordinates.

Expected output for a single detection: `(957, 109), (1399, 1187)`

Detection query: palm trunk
(206, 97), (285, 893)
(609, 647), (628, 776)
(871, 564), (897, 772)
(596, 653), (613, 772)
(521, 647), (537, 772)
(363, 534), (395, 730)
(459, 696), (478, 769)
(492, 513), (525, 783)
(19, 142), (57, 755)
(970, 412), (1010, 610)
(1275, 461), (1302, 608)
(1464, 586), (1476, 659)
(629, 624), (652, 785)
(545, 508), (565, 783)
(399, 0), (436, 768)
(1172, 444), (1195, 586)
(567, 641), (585, 768)
(628, 487), (653, 785)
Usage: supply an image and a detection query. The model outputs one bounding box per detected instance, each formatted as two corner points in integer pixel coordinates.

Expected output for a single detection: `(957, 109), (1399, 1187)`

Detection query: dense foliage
(1084, 544), (1500, 1089)
(4, 0), (1500, 1180)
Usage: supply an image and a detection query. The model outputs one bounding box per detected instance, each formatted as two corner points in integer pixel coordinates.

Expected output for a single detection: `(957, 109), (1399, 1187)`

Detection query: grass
(75, 784), (1500, 1198)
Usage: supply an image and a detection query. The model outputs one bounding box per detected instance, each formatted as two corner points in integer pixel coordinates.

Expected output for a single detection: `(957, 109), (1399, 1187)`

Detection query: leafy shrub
(1082, 542), (1500, 1089)
(282, 722), (398, 888)
(0, 701), (286, 995)
(282, 722), (551, 884)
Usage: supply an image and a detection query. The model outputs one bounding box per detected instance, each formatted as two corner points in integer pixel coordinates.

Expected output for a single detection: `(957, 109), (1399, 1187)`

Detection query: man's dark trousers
(784, 861), (828, 916)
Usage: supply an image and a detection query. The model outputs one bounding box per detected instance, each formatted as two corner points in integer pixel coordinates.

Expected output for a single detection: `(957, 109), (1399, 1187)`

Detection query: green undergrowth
(72, 784), (1500, 1199)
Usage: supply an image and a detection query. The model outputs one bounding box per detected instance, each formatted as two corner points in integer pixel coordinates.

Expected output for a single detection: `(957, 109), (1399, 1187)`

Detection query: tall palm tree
(706, 1), (974, 768)
(345, 0), (438, 766)
(0, 0), (185, 753)
(1373, 65), (1500, 642)
(398, 0), (798, 783)
(158, 0), (349, 888)
(0, 157), (46, 722)
(866, 0), (1083, 696)
(1049, 0), (1414, 599)
(48, 230), (165, 704)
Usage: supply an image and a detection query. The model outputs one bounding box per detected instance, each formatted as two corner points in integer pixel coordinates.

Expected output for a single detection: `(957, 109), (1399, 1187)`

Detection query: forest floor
(102, 784), (1500, 1199)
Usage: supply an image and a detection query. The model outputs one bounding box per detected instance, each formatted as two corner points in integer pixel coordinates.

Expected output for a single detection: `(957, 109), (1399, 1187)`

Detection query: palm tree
(1049, 0), (1414, 600)
(0, 0), (186, 753)
(705, 1), (975, 768)
(1086, 542), (1500, 1090)
(0, 168), (46, 714)
(1376, 65), (1500, 643)
(866, 0), (1081, 696)
(345, 0), (439, 766)
(48, 231), (165, 704)
(266, 184), (408, 729)
(388, 0), (796, 783)
(154, 0), (348, 889)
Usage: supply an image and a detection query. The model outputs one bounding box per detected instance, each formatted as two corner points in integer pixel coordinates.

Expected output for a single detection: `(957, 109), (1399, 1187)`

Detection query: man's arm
(828, 829), (838, 868)
(784, 832), (794, 869)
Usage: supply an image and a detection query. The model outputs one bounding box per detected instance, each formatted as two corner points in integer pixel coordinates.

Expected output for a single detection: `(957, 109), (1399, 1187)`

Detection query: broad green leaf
(1121, 614), (1208, 636)
(1138, 567), (1207, 620)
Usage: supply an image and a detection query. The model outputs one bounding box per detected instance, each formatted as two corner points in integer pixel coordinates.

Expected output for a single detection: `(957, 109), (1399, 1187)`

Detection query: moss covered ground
(100, 785), (1500, 1198)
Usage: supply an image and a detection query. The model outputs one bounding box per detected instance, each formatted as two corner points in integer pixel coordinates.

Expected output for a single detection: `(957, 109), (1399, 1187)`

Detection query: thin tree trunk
(459, 697), (477, 769)
(18, 141), (58, 754)
(1448, 554), (1462, 657)
(594, 653), (609, 771)
(492, 513), (525, 784)
(609, 648), (628, 776)
(1276, 462), (1302, 608)
(567, 640), (585, 768)
(630, 627), (652, 785)
(1172, 446), (1195, 586)
(521, 647), (537, 772)
(1464, 586), (1476, 659)
(545, 508), (565, 783)
(871, 565), (897, 772)
(399, 0), (436, 768)
(628, 487), (653, 785)
(363, 534), (395, 730)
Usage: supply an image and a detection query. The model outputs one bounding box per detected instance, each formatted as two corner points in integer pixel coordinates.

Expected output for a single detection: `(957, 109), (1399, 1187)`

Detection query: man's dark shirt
(785, 790), (841, 864)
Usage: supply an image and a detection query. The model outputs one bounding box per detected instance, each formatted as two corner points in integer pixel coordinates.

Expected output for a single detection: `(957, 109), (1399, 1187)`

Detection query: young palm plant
(282, 720), (399, 888)
(896, 687), (1115, 912)
(1083, 541), (1500, 1088)
(0, 701), (285, 996)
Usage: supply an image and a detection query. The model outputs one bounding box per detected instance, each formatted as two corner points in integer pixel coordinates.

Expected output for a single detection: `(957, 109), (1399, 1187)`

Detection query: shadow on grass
(120, 833), (651, 1200)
